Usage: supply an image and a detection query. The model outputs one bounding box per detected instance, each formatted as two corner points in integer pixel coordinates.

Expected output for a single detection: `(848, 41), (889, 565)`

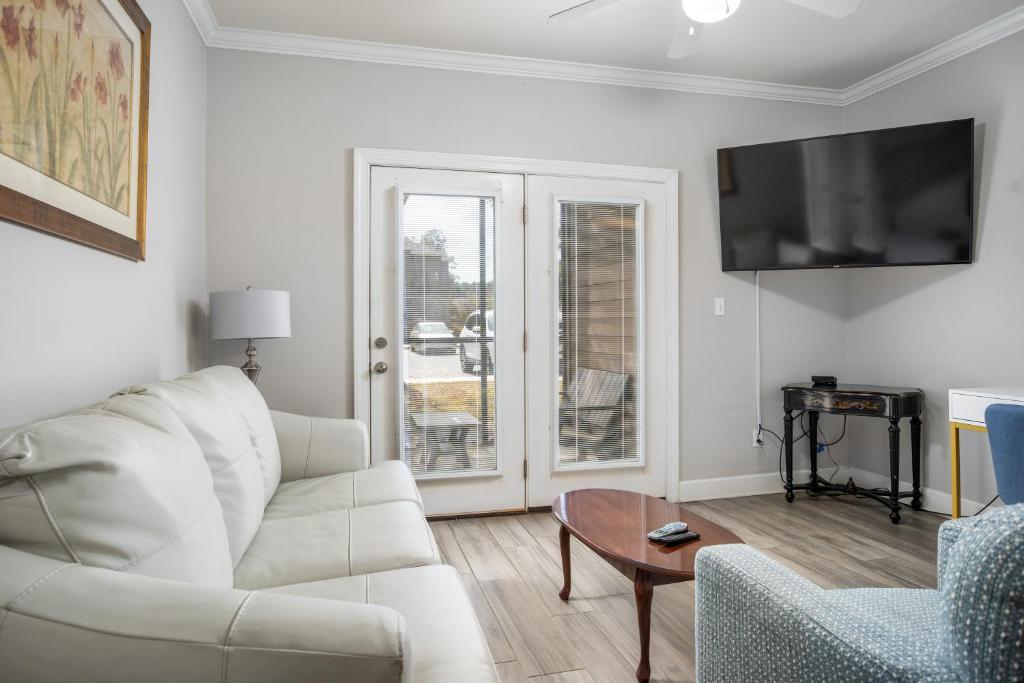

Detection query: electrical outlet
(714, 297), (726, 316)
(752, 428), (763, 448)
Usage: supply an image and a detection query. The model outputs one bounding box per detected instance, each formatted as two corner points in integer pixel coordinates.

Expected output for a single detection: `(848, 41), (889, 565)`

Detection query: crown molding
(205, 23), (844, 105)
(182, 0), (217, 43)
(181, 0), (1024, 108)
(840, 4), (1024, 105)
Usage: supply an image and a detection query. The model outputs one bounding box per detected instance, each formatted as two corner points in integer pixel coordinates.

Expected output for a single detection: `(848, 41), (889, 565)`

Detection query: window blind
(400, 193), (497, 476)
(557, 200), (641, 466)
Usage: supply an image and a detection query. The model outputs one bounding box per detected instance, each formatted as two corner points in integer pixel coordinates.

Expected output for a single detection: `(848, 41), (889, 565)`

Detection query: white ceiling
(205, 0), (1024, 89)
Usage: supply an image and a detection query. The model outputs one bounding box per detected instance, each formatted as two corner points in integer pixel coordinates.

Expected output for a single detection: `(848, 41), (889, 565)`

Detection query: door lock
(373, 361), (389, 375)
(374, 337), (388, 349)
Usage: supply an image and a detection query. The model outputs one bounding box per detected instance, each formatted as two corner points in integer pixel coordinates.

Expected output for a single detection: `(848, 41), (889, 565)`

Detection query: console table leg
(808, 410), (819, 489)
(558, 525), (572, 601)
(784, 410), (795, 502)
(634, 570), (653, 683)
(911, 416), (922, 510)
(888, 418), (901, 524)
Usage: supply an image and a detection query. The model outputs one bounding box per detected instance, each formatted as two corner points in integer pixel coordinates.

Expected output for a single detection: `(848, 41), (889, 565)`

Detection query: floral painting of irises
(0, 0), (134, 215)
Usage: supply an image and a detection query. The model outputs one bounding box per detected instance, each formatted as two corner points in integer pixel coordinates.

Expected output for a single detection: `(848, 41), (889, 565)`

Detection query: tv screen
(717, 118), (974, 271)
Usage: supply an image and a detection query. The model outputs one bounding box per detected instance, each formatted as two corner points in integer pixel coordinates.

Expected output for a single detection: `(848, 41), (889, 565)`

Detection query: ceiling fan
(548, 0), (864, 59)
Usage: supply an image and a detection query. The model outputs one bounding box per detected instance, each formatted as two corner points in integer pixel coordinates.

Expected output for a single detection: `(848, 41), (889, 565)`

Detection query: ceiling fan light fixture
(681, 0), (742, 24)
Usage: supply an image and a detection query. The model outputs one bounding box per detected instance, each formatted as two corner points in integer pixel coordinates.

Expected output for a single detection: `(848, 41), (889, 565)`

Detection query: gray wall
(204, 49), (848, 483)
(841, 32), (1024, 506)
(0, 0), (208, 426)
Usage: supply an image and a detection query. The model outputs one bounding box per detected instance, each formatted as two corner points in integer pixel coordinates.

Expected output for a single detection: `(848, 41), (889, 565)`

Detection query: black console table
(782, 383), (924, 524)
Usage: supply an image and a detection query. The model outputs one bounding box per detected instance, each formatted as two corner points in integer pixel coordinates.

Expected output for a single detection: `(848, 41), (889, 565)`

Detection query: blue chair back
(985, 404), (1024, 505)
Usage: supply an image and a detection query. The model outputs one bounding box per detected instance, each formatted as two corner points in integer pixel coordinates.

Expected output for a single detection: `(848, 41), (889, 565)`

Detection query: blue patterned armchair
(694, 504), (1024, 682)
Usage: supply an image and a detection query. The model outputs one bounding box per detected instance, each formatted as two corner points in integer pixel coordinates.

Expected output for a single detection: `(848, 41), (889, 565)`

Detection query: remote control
(659, 530), (700, 544)
(647, 522), (687, 540)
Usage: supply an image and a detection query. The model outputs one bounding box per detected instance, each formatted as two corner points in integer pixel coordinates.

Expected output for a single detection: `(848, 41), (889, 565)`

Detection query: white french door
(525, 176), (669, 508)
(369, 167), (526, 515)
(365, 159), (676, 517)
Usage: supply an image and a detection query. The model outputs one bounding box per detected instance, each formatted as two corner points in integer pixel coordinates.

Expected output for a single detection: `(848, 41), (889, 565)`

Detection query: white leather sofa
(0, 366), (498, 682)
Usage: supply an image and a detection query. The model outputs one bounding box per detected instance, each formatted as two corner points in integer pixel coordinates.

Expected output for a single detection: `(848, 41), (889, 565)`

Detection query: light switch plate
(714, 297), (726, 316)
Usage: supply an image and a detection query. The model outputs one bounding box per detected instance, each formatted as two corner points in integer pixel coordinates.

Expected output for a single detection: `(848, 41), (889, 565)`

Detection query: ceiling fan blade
(667, 18), (703, 59)
(782, 0), (863, 19)
(548, 0), (629, 24)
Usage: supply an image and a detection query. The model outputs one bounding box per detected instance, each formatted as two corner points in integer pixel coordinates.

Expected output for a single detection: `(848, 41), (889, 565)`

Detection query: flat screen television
(717, 118), (974, 271)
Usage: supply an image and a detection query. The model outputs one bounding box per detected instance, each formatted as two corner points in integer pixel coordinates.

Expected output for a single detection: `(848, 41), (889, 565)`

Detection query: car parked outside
(410, 322), (457, 354)
(459, 310), (495, 373)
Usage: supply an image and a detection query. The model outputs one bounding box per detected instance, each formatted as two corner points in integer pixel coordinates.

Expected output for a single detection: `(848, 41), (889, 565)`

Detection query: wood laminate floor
(429, 492), (947, 683)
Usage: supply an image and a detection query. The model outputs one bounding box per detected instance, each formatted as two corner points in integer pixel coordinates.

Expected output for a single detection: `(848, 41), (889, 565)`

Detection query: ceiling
(204, 0), (1024, 90)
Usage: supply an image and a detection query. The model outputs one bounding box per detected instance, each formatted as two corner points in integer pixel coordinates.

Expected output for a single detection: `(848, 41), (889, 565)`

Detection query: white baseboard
(679, 466), (991, 516)
(679, 469), (810, 502)
(842, 467), (991, 517)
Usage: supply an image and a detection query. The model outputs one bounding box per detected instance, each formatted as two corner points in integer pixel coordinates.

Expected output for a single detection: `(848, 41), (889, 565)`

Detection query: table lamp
(210, 287), (291, 383)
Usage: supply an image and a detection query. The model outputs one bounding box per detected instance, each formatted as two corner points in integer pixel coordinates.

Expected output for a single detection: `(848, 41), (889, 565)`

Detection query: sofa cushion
(0, 393), (233, 586)
(117, 370), (270, 565)
(197, 366), (282, 499)
(263, 461), (422, 520)
(233, 501), (440, 589)
(266, 564), (498, 683)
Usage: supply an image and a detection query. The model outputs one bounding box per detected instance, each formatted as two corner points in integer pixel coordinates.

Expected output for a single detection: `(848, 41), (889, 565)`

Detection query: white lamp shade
(210, 289), (292, 340)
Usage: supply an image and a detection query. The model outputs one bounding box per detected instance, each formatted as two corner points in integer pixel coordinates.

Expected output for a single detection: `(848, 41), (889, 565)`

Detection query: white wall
(0, 0), (208, 426)
(205, 49), (848, 483)
(841, 32), (1024, 507)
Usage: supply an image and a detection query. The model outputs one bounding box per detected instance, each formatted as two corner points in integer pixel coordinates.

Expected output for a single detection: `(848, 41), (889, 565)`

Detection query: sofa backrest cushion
(195, 366), (282, 500)
(940, 503), (1024, 682)
(118, 366), (281, 565)
(0, 393), (233, 586)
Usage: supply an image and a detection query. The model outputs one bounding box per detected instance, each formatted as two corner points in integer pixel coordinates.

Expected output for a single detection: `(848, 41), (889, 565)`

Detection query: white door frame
(353, 148), (681, 501)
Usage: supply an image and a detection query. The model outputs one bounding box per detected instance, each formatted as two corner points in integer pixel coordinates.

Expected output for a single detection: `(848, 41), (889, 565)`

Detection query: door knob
(373, 361), (389, 375)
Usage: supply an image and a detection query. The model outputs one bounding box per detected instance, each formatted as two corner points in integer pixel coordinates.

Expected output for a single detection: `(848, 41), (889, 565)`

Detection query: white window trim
(353, 148), (681, 501)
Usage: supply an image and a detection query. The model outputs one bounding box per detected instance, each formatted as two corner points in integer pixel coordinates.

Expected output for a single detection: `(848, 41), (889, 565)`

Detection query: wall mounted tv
(717, 118), (974, 271)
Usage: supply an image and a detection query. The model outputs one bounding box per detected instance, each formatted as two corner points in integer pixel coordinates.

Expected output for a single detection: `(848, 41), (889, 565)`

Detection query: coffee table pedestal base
(558, 527), (660, 683)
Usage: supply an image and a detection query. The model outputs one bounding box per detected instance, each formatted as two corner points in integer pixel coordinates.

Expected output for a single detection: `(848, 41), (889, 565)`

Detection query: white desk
(948, 386), (1024, 517)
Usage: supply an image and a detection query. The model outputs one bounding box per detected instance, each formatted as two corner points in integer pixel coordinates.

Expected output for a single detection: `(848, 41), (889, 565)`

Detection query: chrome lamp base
(241, 338), (262, 383)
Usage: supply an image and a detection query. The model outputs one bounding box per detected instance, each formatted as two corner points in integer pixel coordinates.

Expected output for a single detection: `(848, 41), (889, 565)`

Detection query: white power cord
(754, 270), (763, 446)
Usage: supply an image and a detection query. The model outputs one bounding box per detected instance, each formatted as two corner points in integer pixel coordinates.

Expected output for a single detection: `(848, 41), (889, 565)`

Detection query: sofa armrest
(937, 516), (974, 586)
(695, 545), (944, 683)
(271, 410), (370, 481)
(696, 544), (829, 682)
(0, 546), (408, 683)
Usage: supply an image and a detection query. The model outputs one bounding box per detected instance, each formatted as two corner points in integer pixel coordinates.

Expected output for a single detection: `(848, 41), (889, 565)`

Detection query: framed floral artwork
(0, 0), (149, 260)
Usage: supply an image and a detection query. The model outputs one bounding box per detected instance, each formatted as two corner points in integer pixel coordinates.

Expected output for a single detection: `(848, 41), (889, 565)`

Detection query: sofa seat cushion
(263, 461), (422, 520)
(266, 565), (498, 683)
(234, 501), (439, 589)
(0, 394), (233, 587)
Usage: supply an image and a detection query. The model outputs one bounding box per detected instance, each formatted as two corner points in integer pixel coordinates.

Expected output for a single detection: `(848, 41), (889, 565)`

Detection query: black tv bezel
(717, 118), (976, 272)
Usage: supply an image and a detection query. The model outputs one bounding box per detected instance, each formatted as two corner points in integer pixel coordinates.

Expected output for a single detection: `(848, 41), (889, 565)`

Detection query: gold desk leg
(950, 422), (961, 519)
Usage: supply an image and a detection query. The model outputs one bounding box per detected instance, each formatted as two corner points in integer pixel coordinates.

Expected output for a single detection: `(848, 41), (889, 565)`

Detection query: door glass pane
(400, 193), (497, 477)
(557, 201), (641, 467)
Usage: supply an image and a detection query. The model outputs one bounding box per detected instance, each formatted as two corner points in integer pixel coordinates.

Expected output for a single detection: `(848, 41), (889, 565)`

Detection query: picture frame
(0, 0), (150, 260)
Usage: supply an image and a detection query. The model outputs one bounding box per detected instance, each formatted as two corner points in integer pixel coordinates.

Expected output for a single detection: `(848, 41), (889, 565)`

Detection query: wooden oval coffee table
(552, 489), (743, 683)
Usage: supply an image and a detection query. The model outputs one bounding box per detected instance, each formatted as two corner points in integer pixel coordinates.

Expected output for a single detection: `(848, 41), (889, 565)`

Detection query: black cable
(777, 413), (841, 490)
(972, 495), (1000, 517)
(757, 415), (808, 487)
(824, 415), (847, 446)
